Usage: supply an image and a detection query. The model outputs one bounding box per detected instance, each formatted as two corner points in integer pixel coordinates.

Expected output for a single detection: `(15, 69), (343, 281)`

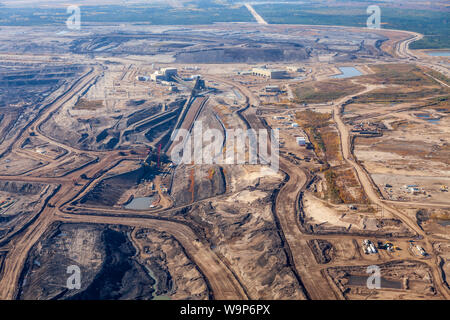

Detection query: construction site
(0, 2), (448, 302)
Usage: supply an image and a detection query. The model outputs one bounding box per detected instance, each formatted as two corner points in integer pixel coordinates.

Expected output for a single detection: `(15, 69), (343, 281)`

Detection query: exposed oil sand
(17, 223), (157, 300)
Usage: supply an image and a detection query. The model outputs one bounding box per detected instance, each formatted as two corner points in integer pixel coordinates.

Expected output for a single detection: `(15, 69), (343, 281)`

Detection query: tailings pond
(125, 196), (156, 210)
(333, 67), (363, 79)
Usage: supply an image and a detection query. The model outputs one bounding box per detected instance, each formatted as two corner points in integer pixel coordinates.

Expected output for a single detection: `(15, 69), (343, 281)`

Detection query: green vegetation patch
(428, 96), (449, 113)
(295, 110), (341, 162)
(425, 69), (450, 87)
(354, 64), (449, 103)
(293, 80), (364, 104)
(324, 169), (342, 204)
(0, 4), (253, 26)
(365, 64), (439, 86)
(295, 109), (332, 128)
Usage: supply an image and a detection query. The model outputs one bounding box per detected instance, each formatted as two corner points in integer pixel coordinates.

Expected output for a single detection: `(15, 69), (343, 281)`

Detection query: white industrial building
(265, 85), (280, 92)
(161, 67), (178, 78)
(151, 67), (178, 82)
(296, 136), (306, 146)
(151, 71), (165, 82)
(136, 75), (150, 81)
(252, 67), (286, 79)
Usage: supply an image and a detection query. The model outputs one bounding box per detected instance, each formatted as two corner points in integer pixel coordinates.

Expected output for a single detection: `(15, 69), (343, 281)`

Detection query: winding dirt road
(55, 212), (248, 300)
(0, 24), (449, 301)
(0, 71), (248, 300)
(332, 86), (450, 300)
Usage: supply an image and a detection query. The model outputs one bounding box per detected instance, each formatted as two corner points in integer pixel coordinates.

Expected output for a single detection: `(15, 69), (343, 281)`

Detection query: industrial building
(363, 240), (378, 254)
(296, 136), (306, 146)
(416, 245), (427, 256)
(408, 187), (421, 195)
(252, 67), (286, 79)
(265, 85), (280, 92)
(161, 68), (178, 79)
(151, 67), (178, 82)
(136, 75), (150, 81)
(151, 72), (165, 82)
(286, 66), (303, 72)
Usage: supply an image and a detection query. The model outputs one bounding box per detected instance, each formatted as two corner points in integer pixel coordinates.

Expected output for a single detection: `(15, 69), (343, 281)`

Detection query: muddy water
(415, 114), (441, 124)
(426, 51), (450, 57)
(347, 275), (403, 289)
(125, 196), (155, 210)
(437, 220), (450, 227)
(145, 267), (171, 300)
(333, 67), (362, 79)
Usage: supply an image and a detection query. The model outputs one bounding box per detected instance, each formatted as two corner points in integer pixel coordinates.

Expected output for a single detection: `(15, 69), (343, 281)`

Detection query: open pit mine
(0, 2), (449, 304)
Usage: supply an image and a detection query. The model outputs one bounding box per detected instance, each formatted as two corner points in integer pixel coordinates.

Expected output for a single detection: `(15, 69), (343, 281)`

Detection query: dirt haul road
(276, 159), (341, 300)
(393, 30), (449, 78)
(247, 117), (339, 299)
(0, 72), (248, 300)
(55, 212), (248, 300)
(228, 84), (339, 299)
(1, 27), (448, 301)
(332, 86), (450, 300)
(213, 74), (344, 299)
(0, 151), (131, 299)
(0, 186), (68, 299)
(232, 66), (449, 300)
(0, 155), (249, 300)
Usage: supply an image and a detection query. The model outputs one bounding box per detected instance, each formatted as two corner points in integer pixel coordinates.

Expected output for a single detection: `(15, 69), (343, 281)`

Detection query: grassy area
(295, 110), (341, 162)
(365, 64), (439, 86)
(354, 64), (449, 103)
(300, 125), (342, 164)
(293, 80), (364, 104)
(324, 167), (369, 204)
(354, 88), (446, 104)
(293, 64), (447, 106)
(295, 109), (331, 128)
(74, 99), (104, 110)
(320, 128), (342, 162)
(424, 69), (450, 87)
(295, 110), (333, 161)
(296, 110), (366, 204)
(427, 96), (450, 113)
(323, 169), (341, 204)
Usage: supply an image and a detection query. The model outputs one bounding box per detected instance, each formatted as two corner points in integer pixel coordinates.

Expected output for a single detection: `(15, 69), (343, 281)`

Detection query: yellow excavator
(385, 242), (400, 252)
